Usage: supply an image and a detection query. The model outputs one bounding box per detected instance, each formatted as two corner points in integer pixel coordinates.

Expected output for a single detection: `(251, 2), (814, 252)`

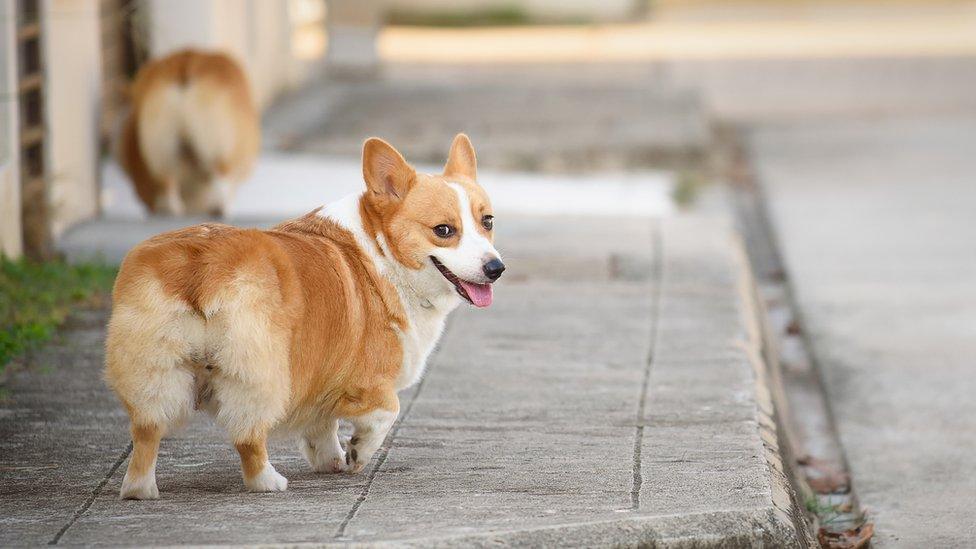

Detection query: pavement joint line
(49, 442), (133, 545)
(333, 315), (456, 540)
(630, 218), (663, 511)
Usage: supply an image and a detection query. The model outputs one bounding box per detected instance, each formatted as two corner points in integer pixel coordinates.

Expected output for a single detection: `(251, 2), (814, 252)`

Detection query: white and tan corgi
(105, 134), (504, 499)
(118, 49), (260, 217)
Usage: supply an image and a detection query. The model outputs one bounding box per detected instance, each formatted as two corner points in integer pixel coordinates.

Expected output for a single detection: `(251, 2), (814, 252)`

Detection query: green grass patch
(0, 256), (116, 372)
(386, 5), (589, 27)
(672, 170), (709, 208)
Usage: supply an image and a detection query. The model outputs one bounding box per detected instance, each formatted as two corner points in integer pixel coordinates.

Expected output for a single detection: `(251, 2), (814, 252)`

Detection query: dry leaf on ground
(818, 522), (874, 549)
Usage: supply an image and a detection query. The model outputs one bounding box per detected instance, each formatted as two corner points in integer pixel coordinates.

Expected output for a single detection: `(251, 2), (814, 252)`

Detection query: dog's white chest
(395, 303), (448, 390)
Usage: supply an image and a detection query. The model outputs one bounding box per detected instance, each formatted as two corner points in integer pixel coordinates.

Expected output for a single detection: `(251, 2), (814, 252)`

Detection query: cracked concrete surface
(1, 213), (805, 546)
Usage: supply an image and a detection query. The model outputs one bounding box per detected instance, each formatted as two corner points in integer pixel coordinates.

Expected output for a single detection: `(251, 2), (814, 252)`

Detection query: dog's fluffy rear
(119, 49), (259, 216)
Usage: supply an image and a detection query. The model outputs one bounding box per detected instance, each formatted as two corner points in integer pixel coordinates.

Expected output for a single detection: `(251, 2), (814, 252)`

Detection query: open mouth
(430, 257), (493, 308)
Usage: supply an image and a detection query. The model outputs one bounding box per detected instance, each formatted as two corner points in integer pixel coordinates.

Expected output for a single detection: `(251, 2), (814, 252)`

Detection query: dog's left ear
(363, 137), (416, 202)
(443, 133), (477, 180)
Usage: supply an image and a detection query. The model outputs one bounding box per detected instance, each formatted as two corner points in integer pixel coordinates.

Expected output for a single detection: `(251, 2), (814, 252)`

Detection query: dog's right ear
(363, 138), (415, 202)
(443, 133), (477, 180)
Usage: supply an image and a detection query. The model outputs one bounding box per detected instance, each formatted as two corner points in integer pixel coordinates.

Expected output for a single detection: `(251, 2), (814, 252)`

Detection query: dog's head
(361, 134), (504, 308)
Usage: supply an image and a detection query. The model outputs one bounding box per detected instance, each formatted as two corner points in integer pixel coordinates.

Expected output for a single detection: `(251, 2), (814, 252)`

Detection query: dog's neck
(317, 193), (460, 316)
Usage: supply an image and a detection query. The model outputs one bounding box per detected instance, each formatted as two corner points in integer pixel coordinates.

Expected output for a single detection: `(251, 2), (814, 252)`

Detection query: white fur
(205, 273), (291, 442)
(300, 418), (346, 473)
(120, 467), (159, 500)
(105, 279), (201, 430)
(319, 194), (456, 391)
(139, 82), (237, 180)
(245, 462), (288, 492)
(346, 408), (398, 474)
(153, 180), (184, 216)
(137, 80), (241, 214)
(434, 183), (501, 284)
(106, 266), (290, 445)
(316, 186), (498, 473)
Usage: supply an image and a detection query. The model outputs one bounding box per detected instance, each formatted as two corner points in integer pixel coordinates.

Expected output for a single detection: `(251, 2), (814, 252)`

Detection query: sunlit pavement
(5, 185), (809, 545)
(752, 115), (976, 547)
(379, 5), (976, 63)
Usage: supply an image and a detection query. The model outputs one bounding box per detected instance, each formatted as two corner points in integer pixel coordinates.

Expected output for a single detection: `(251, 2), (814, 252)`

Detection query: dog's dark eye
(482, 215), (494, 231)
(433, 224), (456, 238)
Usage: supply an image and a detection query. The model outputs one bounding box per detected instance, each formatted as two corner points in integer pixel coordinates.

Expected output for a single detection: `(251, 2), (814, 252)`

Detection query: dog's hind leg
(153, 176), (184, 216)
(110, 349), (195, 499)
(121, 423), (163, 500)
(236, 433), (287, 492)
(206, 287), (292, 492)
(106, 290), (202, 499)
(210, 359), (290, 491)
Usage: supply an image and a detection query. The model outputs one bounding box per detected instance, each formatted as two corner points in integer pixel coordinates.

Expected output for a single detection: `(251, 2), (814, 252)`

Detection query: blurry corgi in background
(118, 49), (259, 217)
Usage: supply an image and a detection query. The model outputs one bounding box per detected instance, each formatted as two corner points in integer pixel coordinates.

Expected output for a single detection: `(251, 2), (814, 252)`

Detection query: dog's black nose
(483, 258), (506, 281)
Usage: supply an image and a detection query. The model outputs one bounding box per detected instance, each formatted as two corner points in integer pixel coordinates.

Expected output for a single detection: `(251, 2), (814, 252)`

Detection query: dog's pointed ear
(363, 138), (415, 201)
(443, 133), (477, 180)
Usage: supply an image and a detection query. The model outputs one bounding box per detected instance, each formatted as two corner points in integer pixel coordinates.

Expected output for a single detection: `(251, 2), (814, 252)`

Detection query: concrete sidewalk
(750, 115), (976, 547)
(1, 211), (809, 546)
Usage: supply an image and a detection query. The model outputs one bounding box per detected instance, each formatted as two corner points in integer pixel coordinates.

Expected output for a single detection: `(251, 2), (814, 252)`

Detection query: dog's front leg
(345, 402), (399, 474)
(300, 418), (346, 473)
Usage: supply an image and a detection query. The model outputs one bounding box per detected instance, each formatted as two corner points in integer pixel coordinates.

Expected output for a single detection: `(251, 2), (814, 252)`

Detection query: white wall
(147, 0), (303, 109)
(43, 0), (102, 240)
(0, 0), (22, 258)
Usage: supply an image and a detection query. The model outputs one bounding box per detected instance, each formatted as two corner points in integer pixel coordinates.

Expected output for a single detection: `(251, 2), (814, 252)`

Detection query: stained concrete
(1, 213), (806, 546)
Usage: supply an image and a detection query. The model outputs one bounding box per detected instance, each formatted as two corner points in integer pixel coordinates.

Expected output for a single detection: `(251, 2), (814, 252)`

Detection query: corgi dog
(105, 134), (504, 499)
(118, 49), (259, 217)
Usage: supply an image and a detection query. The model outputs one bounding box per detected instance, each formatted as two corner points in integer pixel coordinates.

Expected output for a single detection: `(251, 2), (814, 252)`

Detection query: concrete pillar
(0, 0), (21, 258)
(326, 0), (382, 75)
(42, 0), (102, 240)
(147, 0), (299, 109)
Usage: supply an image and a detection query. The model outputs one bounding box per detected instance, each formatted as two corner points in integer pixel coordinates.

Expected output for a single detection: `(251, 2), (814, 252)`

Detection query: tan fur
(118, 49), (259, 216)
(106, 135), (497, 497)
(359, 138), (494, 269)
(128, 424), (161, 479)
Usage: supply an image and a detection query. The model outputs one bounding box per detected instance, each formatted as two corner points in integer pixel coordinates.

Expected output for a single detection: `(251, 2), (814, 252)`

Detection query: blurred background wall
(2, 0), (976, 260)
(0, 0), (329, 260)
(0, 0), (20, 258)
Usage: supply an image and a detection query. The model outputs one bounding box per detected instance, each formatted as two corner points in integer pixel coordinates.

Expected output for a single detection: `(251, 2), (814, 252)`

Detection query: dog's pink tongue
(459, 281), (493, 307)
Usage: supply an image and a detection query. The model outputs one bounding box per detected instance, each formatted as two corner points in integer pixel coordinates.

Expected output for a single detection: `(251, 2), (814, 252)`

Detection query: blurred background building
(3, 0), (976, 260)
(0, 0), (328, 259)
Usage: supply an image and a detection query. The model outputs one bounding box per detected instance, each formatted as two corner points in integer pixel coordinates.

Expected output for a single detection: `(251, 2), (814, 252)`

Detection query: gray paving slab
(667, 55), (976, 122)
(1, 214), (806, 546)
(0, 310), (130, 545)
(266, 66), (708, 172)
(751, 115), (976, 547)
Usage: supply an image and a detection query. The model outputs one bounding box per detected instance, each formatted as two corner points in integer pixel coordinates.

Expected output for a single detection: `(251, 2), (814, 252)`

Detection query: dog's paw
(245, 462), (288, 492)
(120, 473), (159, 500)
(344, 436), (369, 474)
(299, 438), (346, 473)
(313, 454), (346, 474)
